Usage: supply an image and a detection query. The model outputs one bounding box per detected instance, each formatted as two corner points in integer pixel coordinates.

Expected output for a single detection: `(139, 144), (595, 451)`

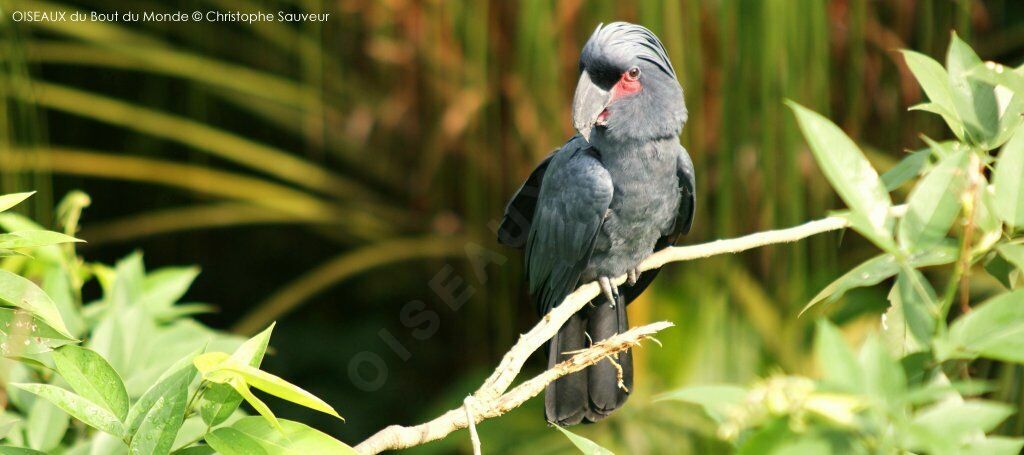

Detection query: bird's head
(573, 22), (686, 145)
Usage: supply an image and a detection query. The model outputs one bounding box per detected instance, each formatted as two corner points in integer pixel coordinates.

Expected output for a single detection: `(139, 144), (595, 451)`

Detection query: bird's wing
(620, 144), (696, 305)
(497, 152), (555, 249)
(525, 138), (614, 315)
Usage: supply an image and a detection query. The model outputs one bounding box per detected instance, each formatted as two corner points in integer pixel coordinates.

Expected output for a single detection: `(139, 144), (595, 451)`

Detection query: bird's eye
(626, 66), (641, 81)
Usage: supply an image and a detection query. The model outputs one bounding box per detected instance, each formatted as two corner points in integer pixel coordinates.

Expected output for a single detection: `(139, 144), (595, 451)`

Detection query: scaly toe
(599, 276), (618, 307)
(627, 268), (639, 286)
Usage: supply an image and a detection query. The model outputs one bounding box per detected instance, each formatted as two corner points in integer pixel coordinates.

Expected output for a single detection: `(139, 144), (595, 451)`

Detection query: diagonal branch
(355, 207), (902, 453)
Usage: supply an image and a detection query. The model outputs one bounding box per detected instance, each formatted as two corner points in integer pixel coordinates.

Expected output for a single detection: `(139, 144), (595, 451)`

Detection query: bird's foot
(598, 276), (619, 307)
(627, 268), (640, 286)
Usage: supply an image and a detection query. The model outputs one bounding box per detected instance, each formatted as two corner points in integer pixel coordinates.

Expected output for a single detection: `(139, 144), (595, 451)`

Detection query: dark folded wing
(497, 152), (555, 249)
(525, 139), (614, 315)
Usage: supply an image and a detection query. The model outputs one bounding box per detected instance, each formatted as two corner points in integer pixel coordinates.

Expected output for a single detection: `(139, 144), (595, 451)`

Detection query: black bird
(498, 22), (695, 425)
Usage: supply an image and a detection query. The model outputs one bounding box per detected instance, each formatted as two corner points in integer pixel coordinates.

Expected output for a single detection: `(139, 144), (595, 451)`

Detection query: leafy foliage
(643, 34), (1024, 455)
(0, 194), (353, 453)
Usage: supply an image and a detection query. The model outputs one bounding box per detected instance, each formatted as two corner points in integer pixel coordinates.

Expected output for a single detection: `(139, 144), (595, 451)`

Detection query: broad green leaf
(897, 150), (968, 252)
(946, 32), (1000, 147)
(654, 384), (747, 423)
(553, 425), (614, 455)
(966, 63), (1024, 148)
(0, 214), (62, 264)
(986, 250), (1017, 289)
(948, 290), (1024, 362)
(109, 253), (145, 310)
(813, 320), (862, 392)
(881, 149), (930, 191)
(10, 383), (126, 438)
(0, 413), (20, 440)
(992, 107), (1024, 228)
(902, 50), (964, 139)
(787, 102), (892, 241)
(0, 231), (82, 250)
(26, 397), (68, 452)
(0, 307), (77, 348)
(858, 335), (905, 402)
(0, 193), (35, 213)
(803, 245), (956, 314)
(911, 400), (1012, 445)
(127, 351), (197, 435)
(226, 377), (280, 432)
(42, 267), (85, 338)
(0, 269), (75, 339)
(973, 184), (1003, 254)
(129, 388), (189, 455)
(997, 243), (1024, 271)
(207, 417), (356, 455)
(199, 323), (273, 427)
(897, 269), (938, 345)
(204, 428), (267, 455)
(960, 437), (1024, 455)
(52, 345), (130, 421)
(0, 447), (47, 455)
(171, 446), (216, 455)
(141, 267), (199, 310)
(200, 360), (341, 420)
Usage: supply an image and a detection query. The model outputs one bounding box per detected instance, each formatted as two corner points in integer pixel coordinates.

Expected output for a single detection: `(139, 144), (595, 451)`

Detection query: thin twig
(463, 396), (481, 455)
(355, 208), (888, 454)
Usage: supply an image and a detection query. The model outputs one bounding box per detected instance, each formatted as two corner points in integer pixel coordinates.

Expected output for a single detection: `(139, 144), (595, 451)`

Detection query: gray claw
(599, 276), (618, 307)
(627, 268), (639, 286)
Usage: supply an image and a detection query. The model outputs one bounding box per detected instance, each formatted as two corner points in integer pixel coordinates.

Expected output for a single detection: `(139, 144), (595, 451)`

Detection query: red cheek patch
(609, 74), (642, 102)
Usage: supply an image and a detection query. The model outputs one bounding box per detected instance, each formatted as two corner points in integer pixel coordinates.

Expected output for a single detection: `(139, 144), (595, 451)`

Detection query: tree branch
(355, 208), (898, 453)
(354, 322), (671, 454)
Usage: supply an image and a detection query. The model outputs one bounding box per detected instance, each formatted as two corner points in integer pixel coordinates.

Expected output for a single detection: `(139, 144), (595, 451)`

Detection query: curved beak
(572, 71), (609, 143)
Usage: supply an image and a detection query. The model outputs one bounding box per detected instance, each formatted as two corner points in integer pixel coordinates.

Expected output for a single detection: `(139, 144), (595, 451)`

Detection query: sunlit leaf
(997, 243), (1024, 271)
(0, 270), (75, 340)
(902, 50), (964, 139)
(993, 111), (1024, 229)
(909, 400), (1012, 450)
(897, 150), (968, 252)
(0, 193), (35, 214)
(127, 351), (197, 435)
(948, 290), (1024, 362)
(26, 398), (68, 452)
(787, 101), (893, 245)
(946, 32), (1000, 147)
(199, 323), (273, 427)
(129, 382), (189, 455)
(0, 447), (47, 455)
(655, 384), (747, 423)
(10, 383), (126, 438)
(52, 345), (129, 421)
(858, 335), (905, 402)
(553, 425), (614, 455)
(0, 231), (82, 250)
(814, 320), (862, 393)
(968, 62), (1024, 148)
(201, 361), (341, 420)
(141, 266), (199, 310)
(205, 417), (357, 455)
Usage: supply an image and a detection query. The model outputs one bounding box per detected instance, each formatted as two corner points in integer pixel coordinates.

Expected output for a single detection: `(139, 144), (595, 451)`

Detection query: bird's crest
(581, 22), (676, 78)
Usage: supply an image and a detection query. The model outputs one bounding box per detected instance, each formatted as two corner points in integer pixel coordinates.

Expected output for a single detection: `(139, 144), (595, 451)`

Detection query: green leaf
(0, 193), (35, 213)
(897, 150), (969, 252)
(204, 418), (356, 455)
(171, 446), (216, 455)
(986, 250), (1017, 289)
(26, 397), (69, 452)
(787, 101), (893, 243)
(946, 32), (1000, 147)
(967, 63), (1024, 149)
(0, 307), (77, 348)
(911, 400), (1012, 447)
(803, 246), (956, 314)
(129, 385), (189, 455)
(858, 334), (905, 402)
(127, 352), (197, 436)
(961, 437), (1024, 455)
(948, 290), (1024, 362)
(553, 425), (614, 455)
(10, 383), (126, 438)
(997, 243), (1024, 271)
(654, 384), (747, 423)
(893, 268), (939, 347)
(52, 345), (130, 421)
(141, 267), (199, 311)
(902, 50), (964, 139)
(0, 447), (48, 455)
(0, 269), (75, 340)
(881, 149), (931, 191)
(199, 323), (274, 427)
(814, 320), (862, 392)
(992, 118), (1024, 229)
(0, 231), (82, 250)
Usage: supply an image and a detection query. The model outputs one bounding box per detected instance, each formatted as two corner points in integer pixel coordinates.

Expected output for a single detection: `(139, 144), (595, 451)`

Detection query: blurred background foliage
(1, 0), (1024, 453)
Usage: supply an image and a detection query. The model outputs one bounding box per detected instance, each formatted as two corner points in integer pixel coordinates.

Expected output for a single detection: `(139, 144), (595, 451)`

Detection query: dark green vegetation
(2, 0), (1024, 453)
